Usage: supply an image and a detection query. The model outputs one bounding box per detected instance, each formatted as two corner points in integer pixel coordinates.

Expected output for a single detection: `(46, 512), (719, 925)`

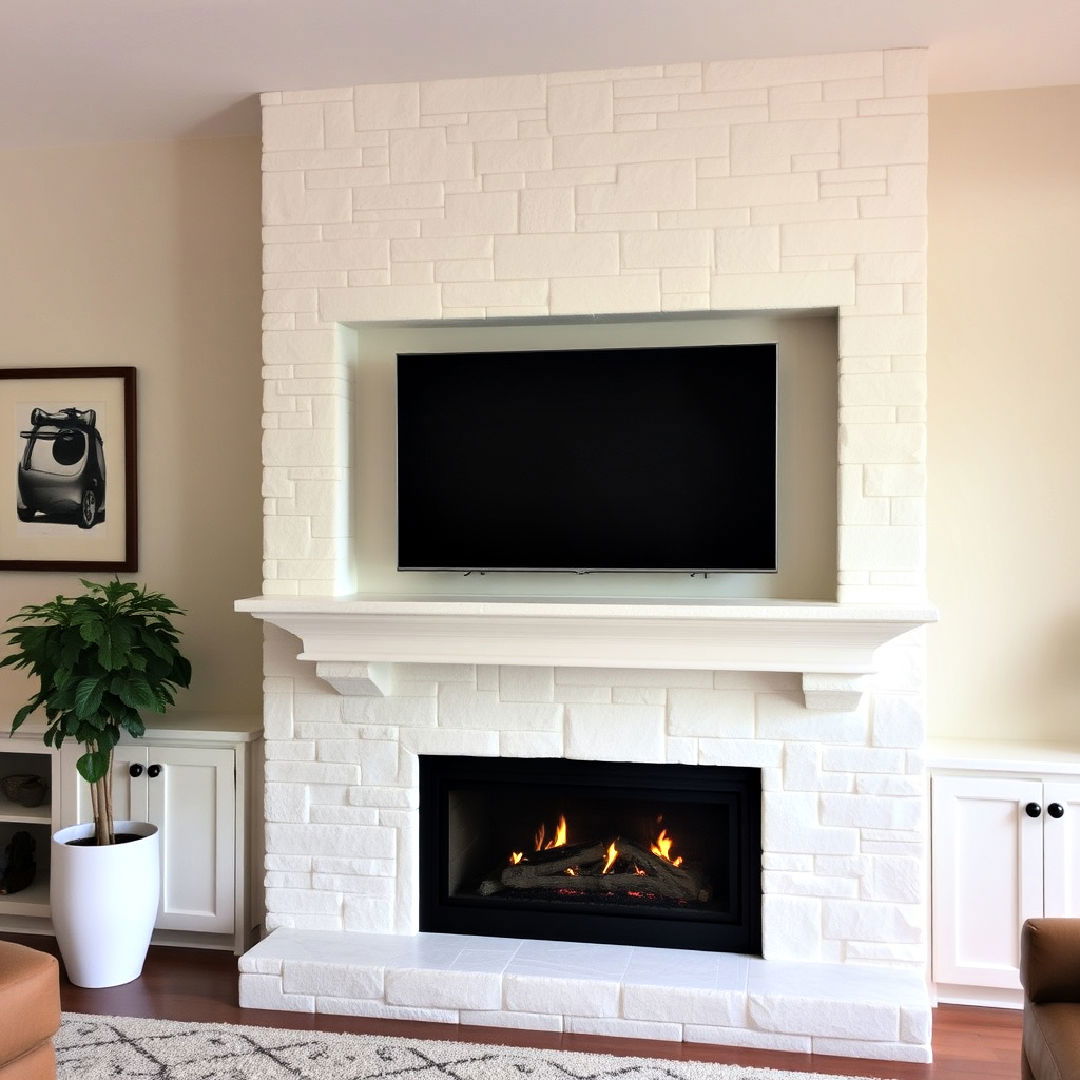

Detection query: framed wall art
(0, 367), (138, 572)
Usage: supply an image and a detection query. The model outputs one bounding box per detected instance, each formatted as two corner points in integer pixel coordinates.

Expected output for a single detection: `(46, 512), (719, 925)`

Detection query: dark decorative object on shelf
(0, 830), (36, 894)
(1, 773), (48, 808)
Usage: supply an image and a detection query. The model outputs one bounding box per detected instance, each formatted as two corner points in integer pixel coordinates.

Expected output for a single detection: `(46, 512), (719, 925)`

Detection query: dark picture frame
(0, 367), (138, 572)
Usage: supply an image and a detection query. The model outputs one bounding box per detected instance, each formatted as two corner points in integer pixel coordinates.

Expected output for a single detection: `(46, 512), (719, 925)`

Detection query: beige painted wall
(3, 87), (1077, 742)
(0, 136), (263, 721)
(928, 85), (1080, 741)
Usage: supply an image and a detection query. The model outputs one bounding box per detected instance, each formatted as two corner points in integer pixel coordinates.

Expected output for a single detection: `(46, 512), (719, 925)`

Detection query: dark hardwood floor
(3, 933), (1022, 1078)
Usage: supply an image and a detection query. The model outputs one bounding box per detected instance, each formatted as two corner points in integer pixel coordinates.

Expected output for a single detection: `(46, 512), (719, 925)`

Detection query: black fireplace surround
(419, 755), (762, 953)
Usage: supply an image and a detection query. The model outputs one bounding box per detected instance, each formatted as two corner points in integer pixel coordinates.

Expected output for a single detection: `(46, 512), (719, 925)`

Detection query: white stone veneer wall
(257, 49), (929, 970)
(263, 624), (926, 967)
(260, 48), (928, 605)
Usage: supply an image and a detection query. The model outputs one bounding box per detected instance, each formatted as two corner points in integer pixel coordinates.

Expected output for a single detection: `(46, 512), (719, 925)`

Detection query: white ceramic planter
(51, 820), (160, 988)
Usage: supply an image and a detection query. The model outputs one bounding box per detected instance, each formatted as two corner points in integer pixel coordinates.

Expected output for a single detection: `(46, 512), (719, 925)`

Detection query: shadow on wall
(1028, 614), (1080, 739)
(182, 94), (261, 140)
(169, 137), (264, 715)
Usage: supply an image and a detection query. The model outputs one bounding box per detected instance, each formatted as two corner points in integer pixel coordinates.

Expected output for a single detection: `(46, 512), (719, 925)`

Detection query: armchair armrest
(1021, 918), (1080, 1003)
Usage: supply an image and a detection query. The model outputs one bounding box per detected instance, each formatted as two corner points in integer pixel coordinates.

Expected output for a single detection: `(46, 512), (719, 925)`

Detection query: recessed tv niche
(396, 343), (778, 574)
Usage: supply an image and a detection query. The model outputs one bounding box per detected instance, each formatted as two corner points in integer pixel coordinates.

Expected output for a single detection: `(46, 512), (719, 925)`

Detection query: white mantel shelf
(236, 595), (936, 711)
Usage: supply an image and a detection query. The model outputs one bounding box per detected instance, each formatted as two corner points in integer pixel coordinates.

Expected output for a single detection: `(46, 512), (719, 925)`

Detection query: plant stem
(104, 750), (114, 844)
(93, 775), (108, 846)
(89, 774), (99, 837)
(89, 741), (115, 846)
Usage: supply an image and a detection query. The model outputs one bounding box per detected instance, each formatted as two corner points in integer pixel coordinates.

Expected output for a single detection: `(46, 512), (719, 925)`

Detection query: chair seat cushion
(1025, 1002), (1080, 1080)
(0, 1040), (56, 1080)
(0, 943), (60, 1064)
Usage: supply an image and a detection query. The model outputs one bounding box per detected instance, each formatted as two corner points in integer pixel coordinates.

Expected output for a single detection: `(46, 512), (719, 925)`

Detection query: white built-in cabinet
(59, 743), (237, 936)
(1, 716), (261, 956)
(930, 741), (1080, 1008)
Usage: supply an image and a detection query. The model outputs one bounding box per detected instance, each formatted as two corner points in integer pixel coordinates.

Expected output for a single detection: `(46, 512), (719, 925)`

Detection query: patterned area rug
(56, 1013), (887, 1080)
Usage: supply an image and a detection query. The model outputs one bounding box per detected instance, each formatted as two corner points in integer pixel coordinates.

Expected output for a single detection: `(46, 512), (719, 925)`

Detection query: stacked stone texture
(262, 622), (926, 968)
(260, 48), (928, 603)
(256, 47), (930, 1057)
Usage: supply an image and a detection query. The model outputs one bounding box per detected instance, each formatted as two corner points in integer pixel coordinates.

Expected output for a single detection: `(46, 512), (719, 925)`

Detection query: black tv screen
(396, 344), (777, 573)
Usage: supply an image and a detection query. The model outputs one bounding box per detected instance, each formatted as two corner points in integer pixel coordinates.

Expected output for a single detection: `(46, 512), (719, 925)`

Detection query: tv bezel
(395, 342), (780, 575)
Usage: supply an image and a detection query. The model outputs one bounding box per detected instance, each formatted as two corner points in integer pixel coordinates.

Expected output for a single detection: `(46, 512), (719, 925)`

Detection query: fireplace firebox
(419, 756), (761, 953)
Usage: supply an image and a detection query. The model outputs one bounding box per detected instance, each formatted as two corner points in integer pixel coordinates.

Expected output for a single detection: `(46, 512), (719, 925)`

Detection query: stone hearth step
(238, 928), (931, 1062)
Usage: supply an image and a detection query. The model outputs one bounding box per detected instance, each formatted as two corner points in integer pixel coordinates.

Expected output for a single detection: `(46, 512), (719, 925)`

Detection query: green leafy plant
(2, 579), (191, 845)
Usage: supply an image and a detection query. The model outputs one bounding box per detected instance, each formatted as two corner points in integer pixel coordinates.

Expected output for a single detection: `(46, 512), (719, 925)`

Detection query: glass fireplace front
(418, 755), (761, 953)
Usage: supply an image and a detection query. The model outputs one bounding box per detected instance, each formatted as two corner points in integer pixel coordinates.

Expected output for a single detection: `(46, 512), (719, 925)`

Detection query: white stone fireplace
(238, 47), (935, 1062)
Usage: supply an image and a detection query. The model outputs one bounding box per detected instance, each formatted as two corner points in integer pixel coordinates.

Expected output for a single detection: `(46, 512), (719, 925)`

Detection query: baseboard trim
(934, 983), (1023, 1009)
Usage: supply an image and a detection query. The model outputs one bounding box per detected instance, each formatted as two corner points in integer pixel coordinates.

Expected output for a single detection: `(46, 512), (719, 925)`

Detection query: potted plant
(2, 579), (191, 987)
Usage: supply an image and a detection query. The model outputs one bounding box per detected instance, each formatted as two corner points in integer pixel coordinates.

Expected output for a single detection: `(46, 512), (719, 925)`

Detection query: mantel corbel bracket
(314, 661), (391, 697)
(801, 673), (873, 712)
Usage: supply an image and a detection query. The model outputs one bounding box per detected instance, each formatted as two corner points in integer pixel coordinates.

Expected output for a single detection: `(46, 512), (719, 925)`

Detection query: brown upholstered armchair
(0, 941), (60, 1079)
(1021, 918), (1080, 1080)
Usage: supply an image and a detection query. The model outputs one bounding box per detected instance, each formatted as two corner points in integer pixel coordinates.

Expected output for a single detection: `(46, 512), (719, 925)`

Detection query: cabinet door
(1043, 780), (1080, 918)
(146, 746), (235, 933)
(59, 745), (148, 828)
(932, 773), (1044, 990)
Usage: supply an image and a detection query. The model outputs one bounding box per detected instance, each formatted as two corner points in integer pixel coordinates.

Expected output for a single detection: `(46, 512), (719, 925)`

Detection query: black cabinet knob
(129, 763), (144, 778)
(1048, 803), (1065, 819)
(147, 764), (162, 779)
(1026, 802), (1042, 818)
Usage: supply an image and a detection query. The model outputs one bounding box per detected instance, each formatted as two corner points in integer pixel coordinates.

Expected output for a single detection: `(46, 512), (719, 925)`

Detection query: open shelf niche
(0, 747), (53, 920)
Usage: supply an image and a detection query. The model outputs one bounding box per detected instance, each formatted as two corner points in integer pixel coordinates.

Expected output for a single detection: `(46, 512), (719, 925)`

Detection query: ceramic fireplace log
(521, 840), (606, 867)
(499, 842), (607, 883)
(615, 841), (712, 902)
(491, 837), (711, 903)
(496, 865), (705, 902)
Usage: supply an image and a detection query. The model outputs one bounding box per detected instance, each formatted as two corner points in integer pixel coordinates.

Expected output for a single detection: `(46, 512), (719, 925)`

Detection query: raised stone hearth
(240, 928), (931, 1060)
(248, 46), (932, 1063)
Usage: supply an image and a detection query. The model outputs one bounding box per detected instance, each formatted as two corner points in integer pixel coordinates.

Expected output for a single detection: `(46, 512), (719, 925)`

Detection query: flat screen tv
(396, 343), (777, 573)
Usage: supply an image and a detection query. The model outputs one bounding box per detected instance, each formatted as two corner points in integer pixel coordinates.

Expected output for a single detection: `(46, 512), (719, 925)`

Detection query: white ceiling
(3, 0), (1078, 148)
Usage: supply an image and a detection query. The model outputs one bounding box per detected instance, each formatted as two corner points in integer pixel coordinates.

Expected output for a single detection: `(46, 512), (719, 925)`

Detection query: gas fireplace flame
(496, 813), (709, 907)
(535, 814), (567, 852)
(651, 828), (684, 868)
(504, 817), (689, 885)
(601, 840), (619, 874)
